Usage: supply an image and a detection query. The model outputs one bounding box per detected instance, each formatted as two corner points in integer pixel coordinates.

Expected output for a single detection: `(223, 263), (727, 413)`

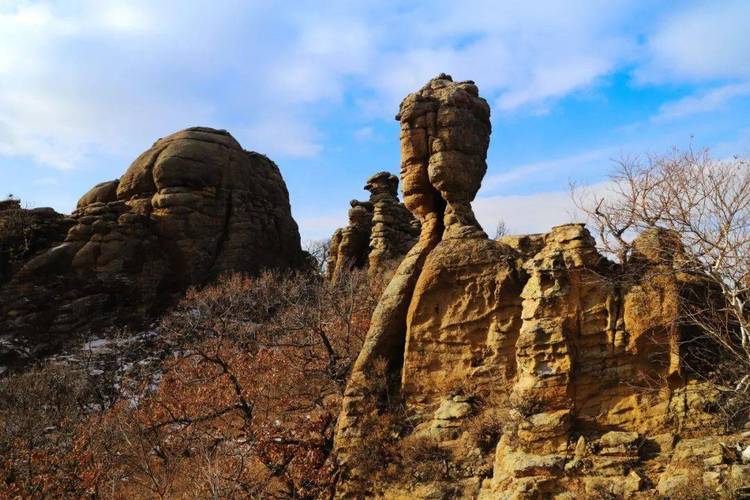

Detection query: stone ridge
(333, 76), (737, 498)
(0, 127), (305, 364)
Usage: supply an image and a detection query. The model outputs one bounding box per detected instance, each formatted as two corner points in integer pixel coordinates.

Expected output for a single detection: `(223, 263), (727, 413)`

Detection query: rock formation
(0, 127), (305, 364)
(366, 172), (420, 278)
(326, 200), (373, 283)
(0, 199), (74, 285)
(326, 171), (418, 282)
(333, 76), (742, 498)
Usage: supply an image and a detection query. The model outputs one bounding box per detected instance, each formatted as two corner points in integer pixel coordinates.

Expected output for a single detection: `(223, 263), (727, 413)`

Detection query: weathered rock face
(326, 171), (418, 282)
(326, 200), (373, 283)
(334, 77), (737, 498)
(397, 72), (490, 240)
(366, 172), (420, 278)
(0, 127), (305, 363)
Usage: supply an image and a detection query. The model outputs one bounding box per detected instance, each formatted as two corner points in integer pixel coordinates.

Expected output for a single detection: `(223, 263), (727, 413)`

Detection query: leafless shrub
(398, 435), (451, 483)
(0, 267), (378, 498)
(303, 238), (332, 275)
(466, 411), (505, 454)
(494, 219), (508, 239)
(0, 199), (32, 282)
(0, 363), (113, 497)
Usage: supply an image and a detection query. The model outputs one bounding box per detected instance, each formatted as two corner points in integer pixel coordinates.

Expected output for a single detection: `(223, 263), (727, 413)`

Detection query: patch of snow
(83, 338), (110, 350)
(50, 242), (72, 252)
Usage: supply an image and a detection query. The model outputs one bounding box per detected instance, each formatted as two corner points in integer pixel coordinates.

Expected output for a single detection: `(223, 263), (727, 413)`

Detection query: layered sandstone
(326, 200), (373, 283)
(335, 73), (495, 494)
(0, 127), (305, 363)
(334, 76), (741, 498)
(366, 172), (420, 278)
(326, 171), (418, 282)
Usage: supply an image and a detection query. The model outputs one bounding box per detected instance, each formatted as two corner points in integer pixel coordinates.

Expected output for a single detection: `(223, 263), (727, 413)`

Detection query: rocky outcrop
(335, 73), (495, 494)
(326, 200), (373, 283)
(0, 200), (74, 284)
(0, 127), (305, 363)
(326, 171), (418, 282)
(333, 76), (739, 498)
(366, 172), (420, 278)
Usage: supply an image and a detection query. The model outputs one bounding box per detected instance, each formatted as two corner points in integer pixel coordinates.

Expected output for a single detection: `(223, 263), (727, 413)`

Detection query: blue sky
(1, 1), (749, 241)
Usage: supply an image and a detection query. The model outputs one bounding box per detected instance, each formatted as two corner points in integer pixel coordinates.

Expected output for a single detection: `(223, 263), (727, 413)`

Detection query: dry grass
(465, 410), (505, 454)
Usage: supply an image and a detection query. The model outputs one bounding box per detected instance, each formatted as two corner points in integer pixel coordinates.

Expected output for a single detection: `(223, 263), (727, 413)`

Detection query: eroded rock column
(335, 74), (493, 489)
(327, 200), (373, 283)
(397, 73), (490, 240)
(366, 171), (419, 278)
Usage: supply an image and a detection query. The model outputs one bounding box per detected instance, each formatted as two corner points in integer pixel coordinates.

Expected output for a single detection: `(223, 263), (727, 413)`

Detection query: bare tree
(494, 220), (508, 239)
(303, 238), (332, 275)
(574, 148), (750, 396)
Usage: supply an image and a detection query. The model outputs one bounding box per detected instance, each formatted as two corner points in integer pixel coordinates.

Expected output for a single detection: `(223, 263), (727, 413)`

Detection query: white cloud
(474, 179), (615, 236)
(297, 212), (348, 241)
(1, 0), (655, 172)
(484, 148), (613, 193)
(297, 190), (583, 243)
(360, 1), (641, 116)
(353, 126), (376, 141)
(1, 0), (746, 177)
(474, 191), (578, 236)
(637, 0), (750, 83)
(654, 83), (750, 122)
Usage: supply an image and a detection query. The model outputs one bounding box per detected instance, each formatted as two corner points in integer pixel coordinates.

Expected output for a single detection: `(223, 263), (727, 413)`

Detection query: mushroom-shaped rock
(397, 73), (490, 239)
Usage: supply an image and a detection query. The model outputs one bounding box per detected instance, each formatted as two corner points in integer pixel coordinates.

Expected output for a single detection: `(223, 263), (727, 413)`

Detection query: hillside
(1, 76), (749, 499)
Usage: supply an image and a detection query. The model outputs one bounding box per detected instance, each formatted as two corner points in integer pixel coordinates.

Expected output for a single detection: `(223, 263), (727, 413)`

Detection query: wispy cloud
(296, 212), (348, 241)
(474, 190), (578, 236)
(353, 126), (376, 141)
(636, 0), (750, 83)
(0, 0), (658, 171)
(239, 114), (324, 159)
(654, 83), (750, 122)
(1, 0), (749, 247)
(474, 179), (614, 236)
(483, 148), (613, 194)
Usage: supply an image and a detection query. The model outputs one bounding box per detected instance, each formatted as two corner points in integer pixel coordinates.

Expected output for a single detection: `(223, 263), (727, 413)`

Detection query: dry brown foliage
(0, 268), (377, 498)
